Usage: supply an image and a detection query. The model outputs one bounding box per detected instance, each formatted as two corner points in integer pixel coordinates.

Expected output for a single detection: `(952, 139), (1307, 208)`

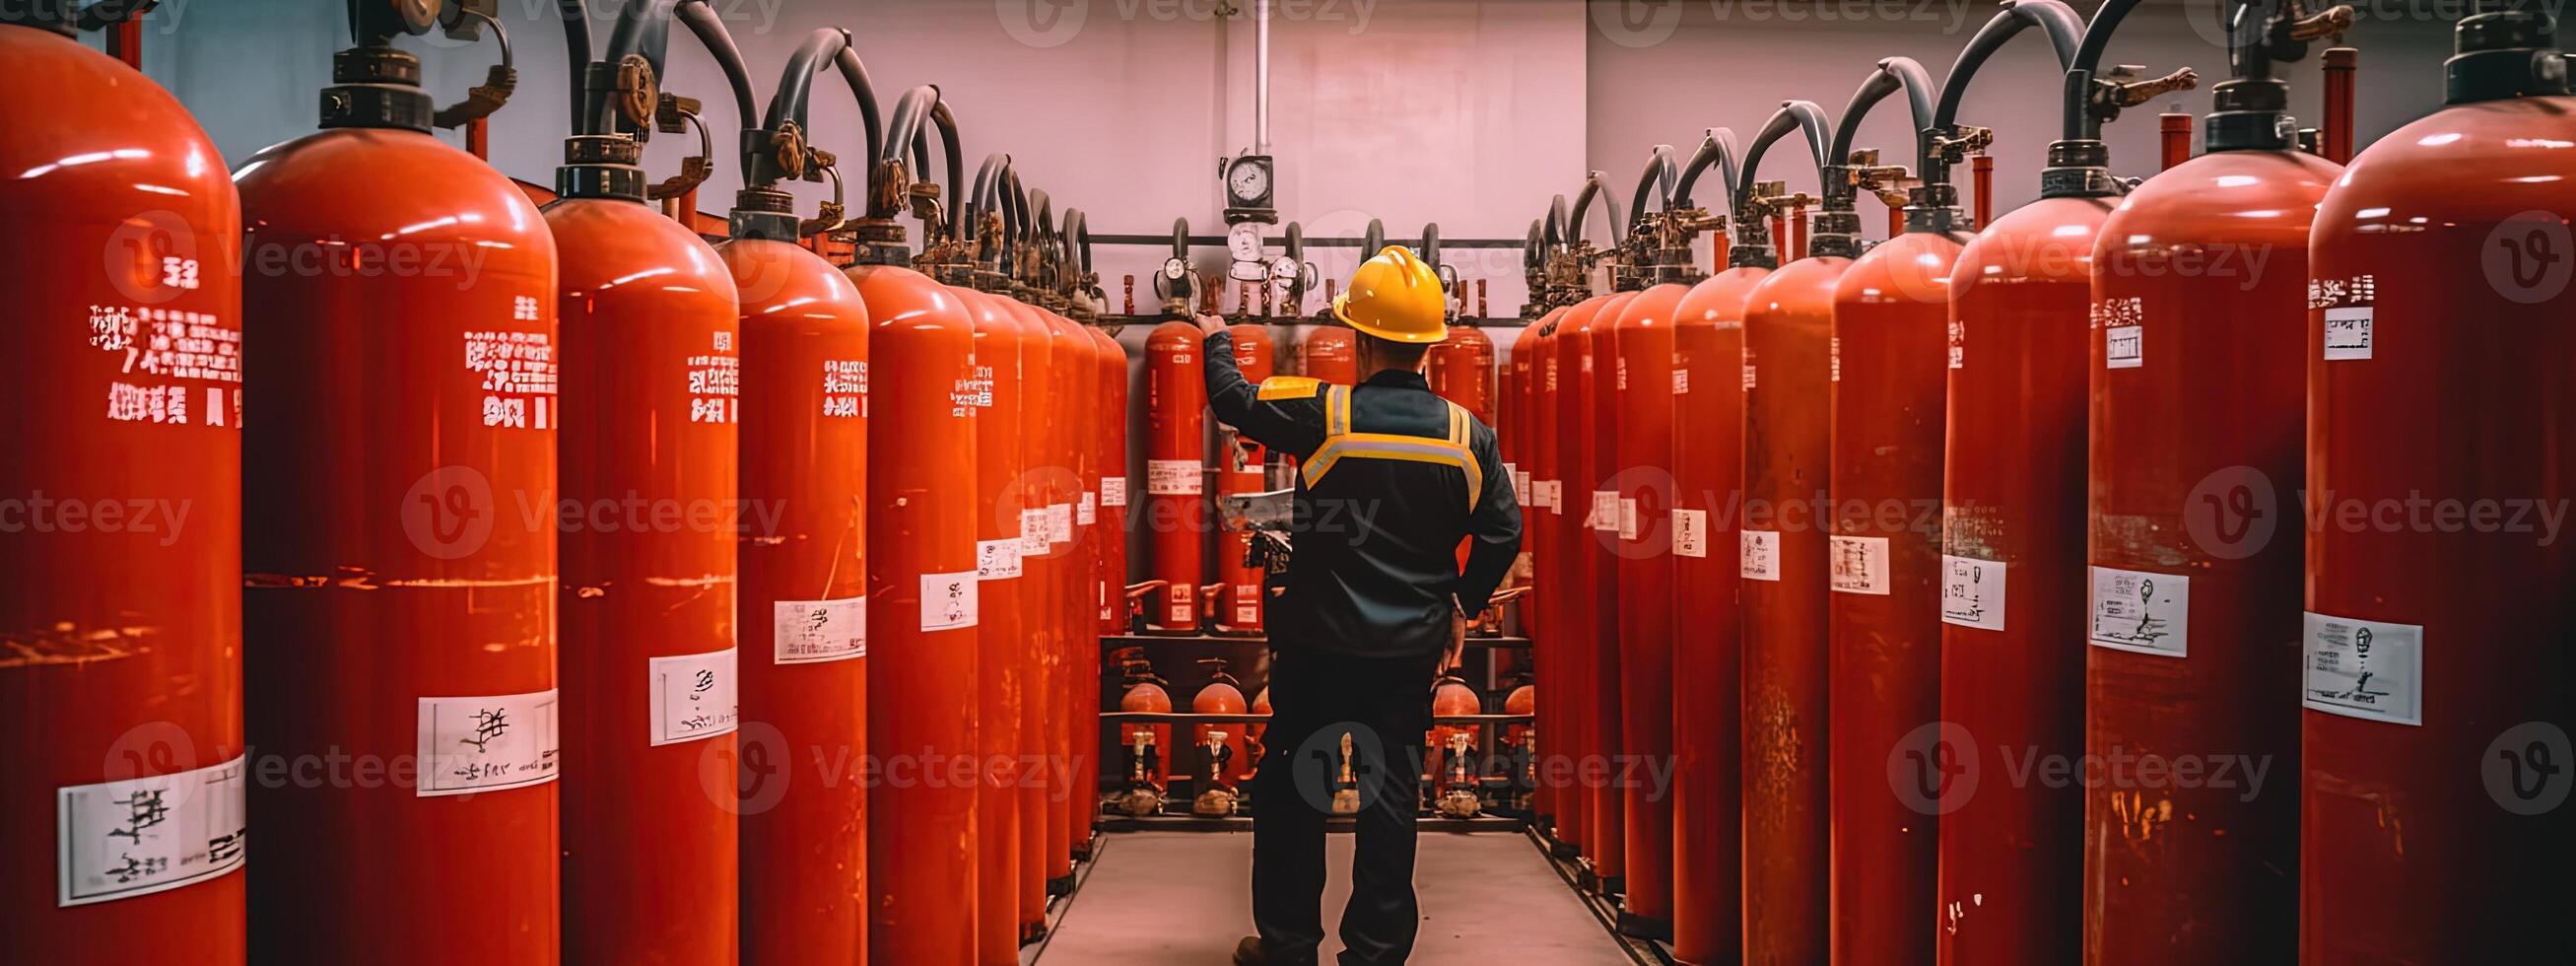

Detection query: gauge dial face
(1269, 255), (1299, 282)
(1227, 222), (1264, 262)
(1227, 158), (1270, 203)
(1163, 256), (1188, 281)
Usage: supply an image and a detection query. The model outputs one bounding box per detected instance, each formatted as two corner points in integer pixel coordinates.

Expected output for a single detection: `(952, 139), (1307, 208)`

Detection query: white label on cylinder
(2303, 612), (2422, 725)
(1740, 530), (1782, 582)
(2106, 325), (2144, 370)
(56, 755), (248, 907)
(1147, 459), (1202, 495)
(2323, 307), (2374, 361)
(1102, 477), (1129, 508)
(2089, 567), (2189, 656)
(1671, 509), (1708, 558)
(1591, 491), (1619, 532)
(1079, 492), (1098, 525)
(1829, 535), (1890, 595)
(1830, 336), (1842, 382)
(1049, 504), (1075, 545)
(648, 648), (740, 747)
(416, 689), (562, 796)
(921, 571), (981, 632)
(979, 538), (1025, 581)
(1948, 320), (1966, 370)
(1236, 604), (1259, 627)
(1504, 463), (1523, 504)
(1021, 509), (1050, 555)
(1939, 555), (2007, 631)
(1673, 367), (1690, 394)
(773, 596), (866, 663)
(1619, 498), (1639, 541)
(1532, 480), (1557, 511)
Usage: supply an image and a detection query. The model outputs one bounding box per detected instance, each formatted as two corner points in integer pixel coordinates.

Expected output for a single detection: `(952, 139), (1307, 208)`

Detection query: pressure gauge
(1268, 255), (1300, 283)
(1224, 155), (1274, 210)
(1162, 257), (1188, 282)
(1226, 221), (1264, 262)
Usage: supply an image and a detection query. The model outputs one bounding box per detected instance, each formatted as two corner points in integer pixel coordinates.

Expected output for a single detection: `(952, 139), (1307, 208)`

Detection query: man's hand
(1196, 312), (1229, 337)
(1442, 607), (1466, 672)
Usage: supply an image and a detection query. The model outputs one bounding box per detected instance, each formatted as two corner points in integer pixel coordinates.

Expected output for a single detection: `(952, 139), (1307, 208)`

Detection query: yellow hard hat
(1332, 244), (1449, 344)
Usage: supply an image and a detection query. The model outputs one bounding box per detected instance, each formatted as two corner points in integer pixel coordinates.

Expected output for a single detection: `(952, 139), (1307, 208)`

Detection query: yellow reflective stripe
(1445, 403), (1468, 447)
(1256, 376), (1322, 400)
(1300, 435), (1483, 510)
(1324, 386), (1351, 437)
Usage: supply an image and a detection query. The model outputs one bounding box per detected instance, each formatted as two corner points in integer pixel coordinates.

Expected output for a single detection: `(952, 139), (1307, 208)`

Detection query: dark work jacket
(1203, 327), (1522, 658)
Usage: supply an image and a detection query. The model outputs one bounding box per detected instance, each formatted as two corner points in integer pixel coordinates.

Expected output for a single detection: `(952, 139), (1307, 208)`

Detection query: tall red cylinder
(1739, 249), (1849, 965)
(1938, 194), (2112, 966)
(1520, 309), (1569, 838)
(550, 193), (742, 965)
(1095, 329), (1133, 638)
(237, 115), (561, 966)
(1538, 302), (1594, 859)
(960, 289), (1032, 964)
(1826, 228), (1959, 966)
(2301, 84), (2576, 965)
(1571, 292), (1638, 885)
(1668, 266), (1766, 965)
(1144, 321), (1207, 631)
(1039, 307), (1102, 879)
(728, 236), (870, 965)
(851, 263), (980, 962)
(1608, 283), (1687, 933)
(1, 25), (245, 961)
(1216, 324), (1275, 633)
(1009, 303), (1061, 937)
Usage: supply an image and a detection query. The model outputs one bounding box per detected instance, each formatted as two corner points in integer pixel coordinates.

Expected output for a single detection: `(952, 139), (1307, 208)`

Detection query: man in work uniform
(1207, 245), (1522, 965)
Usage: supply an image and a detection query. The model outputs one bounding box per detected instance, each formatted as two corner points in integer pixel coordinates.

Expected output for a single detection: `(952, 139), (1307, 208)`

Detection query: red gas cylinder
(1608, 282), (1689, 934)
(850, 260), (980, 963)
(2301, 15), (2576, 962)
(1739, 245), (1849, 965)
(1248, 685), (1274, 774)
(2085, 103), (2339, 962)
(1827, 225), (1959, 966)
(237, 38), (561, 964)
(1006, 299), (1076, 894)
(960, 288), (1034, 965)
(1001, 300), (1058, 937)
(1039, 306), (1102, 874)
(1116, 660), (1174, 818)
(549, 164), (743, 964)
(1189, 662), (1251, 813)
(1216, 324), (1275, 633)
(1939, 193), (2112, 966)
(1144, 320), (1207, 631)
(1427, 323), (1497, 423)
(1502, 682), (1536, 751)
(1571, 291), (1639, 885)
(1302, 324), (1359, 385)
(1668, 263), (1766, 966)
(1510, 312), (1559, 829)
(1430, 675), (1486, 758)
(1430, 676), (1487, 815)
(1531, 305), (1584, 854)
(723, 228), (873, 964)
(1094, 328), (1133, 636)
(1, 17), (244, 961)
(1496, 323), (1536, 667)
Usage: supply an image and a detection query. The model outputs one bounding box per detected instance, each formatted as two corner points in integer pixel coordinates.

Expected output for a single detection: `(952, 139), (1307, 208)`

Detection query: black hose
(1734, 101), (1832, 211)
(1628, 144), (1679, 231)
(1670, 128), (1740, 213)
(1567, 172), (1625, 247)
(925, 99), (964, 239)
(556, 0), (590, 127)
(1931, 0), (2084, 174)
(2068, 0), (2153, 140)
(1828, 57), (1937, 187)
(1525, 219), (1546, 271)
(1364, 218), (1386, 254)
(1421, 223), (1443, 268)
(675, 1), (758, 130)
(1541, 195), (1569, 254)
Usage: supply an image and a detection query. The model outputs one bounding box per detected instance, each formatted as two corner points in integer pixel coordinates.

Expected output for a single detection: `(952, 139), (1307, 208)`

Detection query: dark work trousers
(1250, 644), (1440, 965)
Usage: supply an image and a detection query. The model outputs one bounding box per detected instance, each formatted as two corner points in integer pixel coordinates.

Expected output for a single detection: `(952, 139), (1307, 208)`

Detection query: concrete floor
(1035, 831), (1633, 964)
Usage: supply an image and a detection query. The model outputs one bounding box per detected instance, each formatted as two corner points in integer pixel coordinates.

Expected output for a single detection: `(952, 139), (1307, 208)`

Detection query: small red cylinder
(1144, 321), (1208, 631)
(727, 238), (870, 966)
(550, 194), (742, 965)
(1, 27), (245, 962)
(1938, 195), (2113, 966)
(1739, 251), (1851, 965)
(1301, 325), (1359, 386)
(1827, 229), (1960, 966)
(851, 263), (980, 963)
(1427, 324), (1497, 424)
(1667, 266), (1767, 965)
(2321, 47), (2357, 166)
(1216, 324), (1275, 633)
(2159, 112), (2194, 171)
(1609, 283), (1689, 932)
(238, 120), (561, 966)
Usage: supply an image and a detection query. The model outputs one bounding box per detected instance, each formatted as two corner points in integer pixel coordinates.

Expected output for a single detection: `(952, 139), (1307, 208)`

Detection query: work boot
(1234, 934), (1317, 965)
